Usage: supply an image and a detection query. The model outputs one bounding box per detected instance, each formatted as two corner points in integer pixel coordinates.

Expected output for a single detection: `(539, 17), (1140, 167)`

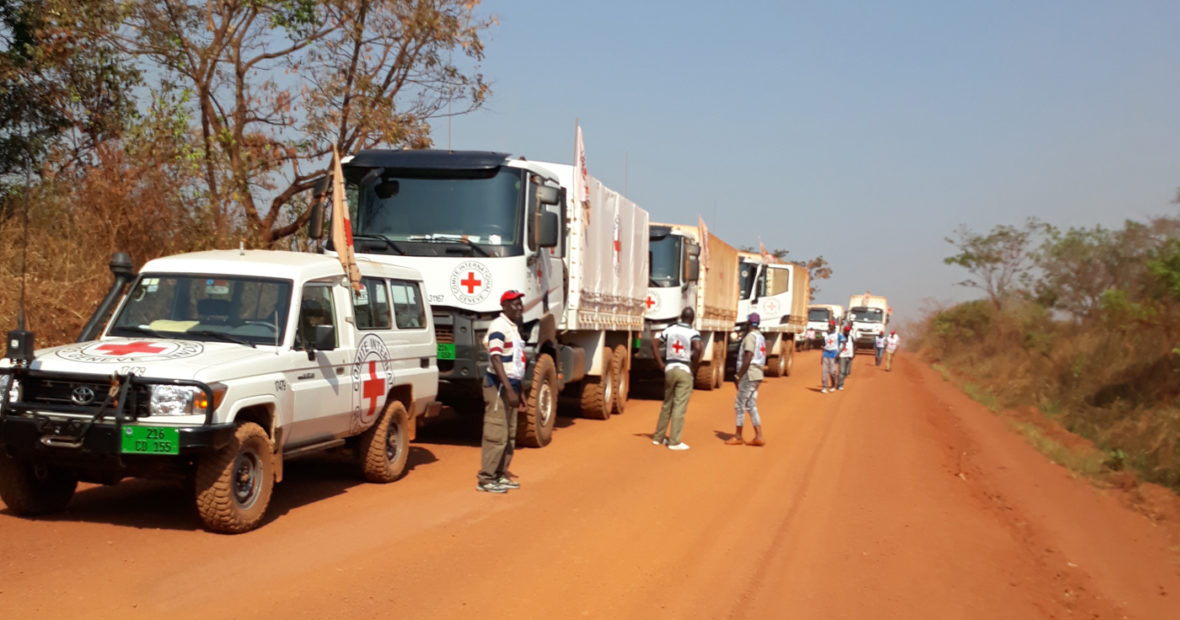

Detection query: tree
(803, 255), (832, 300)
(943, 218), (1047, 311)
(113, 0), (492, 246)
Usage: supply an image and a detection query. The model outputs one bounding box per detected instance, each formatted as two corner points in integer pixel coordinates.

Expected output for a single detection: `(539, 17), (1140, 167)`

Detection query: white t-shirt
(886, 334), (900, 353)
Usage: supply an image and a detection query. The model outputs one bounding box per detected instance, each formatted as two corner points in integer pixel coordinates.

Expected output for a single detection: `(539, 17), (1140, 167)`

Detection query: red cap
(843, 325), (851, 333)
(500, 290), (524, 304)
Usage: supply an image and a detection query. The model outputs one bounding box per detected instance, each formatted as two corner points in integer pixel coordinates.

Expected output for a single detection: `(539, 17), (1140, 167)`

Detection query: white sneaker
(667, 442), (690, 451)
(838, 387), (844, 391)
(651, 437), (668, 445)
(821, 388), (829, 394)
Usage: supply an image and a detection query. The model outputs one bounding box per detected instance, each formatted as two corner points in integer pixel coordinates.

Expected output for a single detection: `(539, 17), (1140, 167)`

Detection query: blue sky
(431, 0), (1180, 324)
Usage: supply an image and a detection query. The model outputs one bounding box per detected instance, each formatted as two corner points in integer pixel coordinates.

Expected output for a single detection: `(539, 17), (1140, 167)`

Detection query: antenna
(6, 149), (36, 363)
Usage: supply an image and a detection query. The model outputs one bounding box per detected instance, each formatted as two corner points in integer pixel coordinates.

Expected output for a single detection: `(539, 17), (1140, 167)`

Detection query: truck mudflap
(0, 368), (232, 470)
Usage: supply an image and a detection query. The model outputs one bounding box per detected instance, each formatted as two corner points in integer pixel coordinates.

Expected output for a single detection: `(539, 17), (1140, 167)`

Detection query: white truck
(804, 304), (844, 349)
(634, 222), (740, 390)
(846, 292), (890, 352)
(319, 150), (649, 446)
(729, 251), (810, 377)
(0, 250), (438, 533)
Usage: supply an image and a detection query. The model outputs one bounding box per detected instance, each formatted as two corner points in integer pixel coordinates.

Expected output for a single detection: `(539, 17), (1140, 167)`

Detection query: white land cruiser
(0, 250), (438, 533)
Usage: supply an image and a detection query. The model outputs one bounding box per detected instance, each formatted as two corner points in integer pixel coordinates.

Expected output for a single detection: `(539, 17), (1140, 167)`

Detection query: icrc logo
(450, 261), (493, 305)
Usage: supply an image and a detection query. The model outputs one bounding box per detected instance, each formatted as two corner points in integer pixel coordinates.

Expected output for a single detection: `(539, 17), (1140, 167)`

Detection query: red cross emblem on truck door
(96, 342), (167, 356)
(363, 360), (385, 417)
(645, 296), (655, 309)
(672, 340), (684, 355)
(460, 272), (482, 295)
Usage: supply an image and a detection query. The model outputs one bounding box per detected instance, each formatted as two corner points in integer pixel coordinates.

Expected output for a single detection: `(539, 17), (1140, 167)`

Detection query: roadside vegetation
(917, 211), (1180, 491)
(1, 0), (492, 346)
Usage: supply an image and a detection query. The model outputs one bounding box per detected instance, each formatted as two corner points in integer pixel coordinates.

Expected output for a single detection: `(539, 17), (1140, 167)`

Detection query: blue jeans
(838, 358), (852, 388)
(875, 347), (884, 365)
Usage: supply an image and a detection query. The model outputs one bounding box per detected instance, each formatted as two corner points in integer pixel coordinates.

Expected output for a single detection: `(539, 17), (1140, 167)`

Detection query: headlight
(150, 384), (225, 416)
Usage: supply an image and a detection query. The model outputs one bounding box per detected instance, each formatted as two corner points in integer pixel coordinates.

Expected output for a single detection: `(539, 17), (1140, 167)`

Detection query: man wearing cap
(885, 330), (900, 372)
(820, 322), (841, 394)
(727, 312), (766, 446)
(874, 331), (886, 366)
(651, 307), (702, 450)
(837, 324), (855, 390)
(477, 290), (527, 493)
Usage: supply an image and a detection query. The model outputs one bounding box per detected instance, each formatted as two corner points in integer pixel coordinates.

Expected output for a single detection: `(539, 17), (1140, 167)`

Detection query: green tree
(944, 218), (1047, 311)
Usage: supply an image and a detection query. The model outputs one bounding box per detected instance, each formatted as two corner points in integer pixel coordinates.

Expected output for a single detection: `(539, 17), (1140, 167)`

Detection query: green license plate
(437, 343), (456, 360)
(121, 426), (179, 455)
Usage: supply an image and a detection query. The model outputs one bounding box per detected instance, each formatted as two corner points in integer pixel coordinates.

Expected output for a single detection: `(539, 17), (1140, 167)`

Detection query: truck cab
(846, 294), (890, 351)
(0, 250), (438, 533)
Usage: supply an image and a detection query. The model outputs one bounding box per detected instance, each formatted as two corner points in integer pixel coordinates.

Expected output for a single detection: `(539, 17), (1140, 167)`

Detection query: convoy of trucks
(730, 251), (810, 377)
(0, 131), (892, 532)
(846, 292), (890, 352)
(633, 222), (739, 390)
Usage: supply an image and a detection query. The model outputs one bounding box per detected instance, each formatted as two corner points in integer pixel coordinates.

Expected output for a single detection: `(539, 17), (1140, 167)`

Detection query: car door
(283, 282), (352, 446)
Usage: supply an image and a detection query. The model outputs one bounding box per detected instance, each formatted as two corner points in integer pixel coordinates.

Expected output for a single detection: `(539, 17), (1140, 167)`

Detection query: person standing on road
(874, 332), (886, 366)
(728, 312), (766, 446)
(477, 290), (527, 493)
(885, 330), (901, 372)
(651, 307), (702, 450)
(837, 324), (854, 390)
(821, 323), (841, 394)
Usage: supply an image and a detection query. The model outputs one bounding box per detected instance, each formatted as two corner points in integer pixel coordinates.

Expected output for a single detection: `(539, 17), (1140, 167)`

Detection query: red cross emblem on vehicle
(363, 360), (385, 417)
(460, 272), (482, 294)
(645, 296), (655, 309)
(95, 342), (167, 356)
(672, 340), (684, 355)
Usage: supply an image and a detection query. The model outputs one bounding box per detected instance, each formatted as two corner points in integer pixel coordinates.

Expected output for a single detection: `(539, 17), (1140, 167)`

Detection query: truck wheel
(765, 355), (783, 378)
(518, 353), (558, 447)
(712, 341), (725, 389)
(784, 346), (794, 376)
(358, 400), (410, 483)
(579, 348), (613, 420)
(694, 362), (716, 390)
(0, 453), (77, 516)
(612, 344), (629, 414)
(195, 422), (274, 534)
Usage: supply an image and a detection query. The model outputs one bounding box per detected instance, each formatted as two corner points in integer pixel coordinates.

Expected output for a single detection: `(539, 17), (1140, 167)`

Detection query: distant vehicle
(804, 304), (844, 349)
(633, 222), (740, 390)
(846, 293), (890, 352)
(319, 149), (650, 438)
(728, 251), (809, 376)
(0, 250), (438, 533)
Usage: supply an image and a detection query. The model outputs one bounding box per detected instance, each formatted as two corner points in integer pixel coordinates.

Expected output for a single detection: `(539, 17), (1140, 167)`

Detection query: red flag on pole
(330, 145), (362, 291)
(574, 122), (590, 226)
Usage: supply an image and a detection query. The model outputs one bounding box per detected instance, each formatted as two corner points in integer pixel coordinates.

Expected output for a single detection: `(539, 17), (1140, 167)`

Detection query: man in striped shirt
(477, 290), (527, 493)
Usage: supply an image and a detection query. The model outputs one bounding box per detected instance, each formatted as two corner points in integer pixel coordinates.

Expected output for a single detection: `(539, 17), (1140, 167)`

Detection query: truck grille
(435, 325), (454, 344)
(15, 375), (151, 417)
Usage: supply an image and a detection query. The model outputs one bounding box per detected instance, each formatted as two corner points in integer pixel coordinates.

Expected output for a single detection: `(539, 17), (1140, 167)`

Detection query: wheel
(784, 345), (794, 376)
(0, 453), (77, 516)
(611, 344), (629, 414)
(765, 354), (783, 378)
(517, 353), (558, 447)
(195, 422), (274, 534)
(358, 400), (410, 483)
(579, 348), (613, 420)
(710, 337), (725, 389)
(694, 361), (716, 390)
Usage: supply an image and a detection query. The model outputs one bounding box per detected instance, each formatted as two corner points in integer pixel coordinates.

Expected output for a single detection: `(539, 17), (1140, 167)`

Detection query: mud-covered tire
(517, 353), (558, 447)
(195, 422), (274, 534)
(784, 345), (794, 376)
(0, 453), (77, 516)
(694, 361), (716, 390)
(765, 354), (783, 378)
(579, 348), (613, 420)
(611, 344), (629, 414)
(358, 400), (410, 483)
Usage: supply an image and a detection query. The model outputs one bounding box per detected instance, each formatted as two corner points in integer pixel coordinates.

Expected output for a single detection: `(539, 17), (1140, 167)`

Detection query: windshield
(739, 261), (759, 298)
(849, 307), (884, 323)
(649, 234), (682, 287)
(808, 308), (830, 322)
(108, 274), (293, 345)
(345, 165), (524, 256)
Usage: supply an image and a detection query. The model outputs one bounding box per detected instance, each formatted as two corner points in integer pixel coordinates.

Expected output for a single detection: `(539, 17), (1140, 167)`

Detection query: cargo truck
(804, 304), (844, 349)
(728, 252), (810, 376)
(314, 149), (649, 447)
(846, 293), (890, 352)
(633, 222), (740, 390)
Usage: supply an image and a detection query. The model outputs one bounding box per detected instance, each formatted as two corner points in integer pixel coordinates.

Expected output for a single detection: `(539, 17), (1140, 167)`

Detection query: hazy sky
(431, 0), (1180, 324)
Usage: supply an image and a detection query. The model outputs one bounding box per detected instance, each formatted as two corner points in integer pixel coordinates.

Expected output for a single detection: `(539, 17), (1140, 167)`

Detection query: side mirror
(536, 211), (559, 248)
(307, 177), (330, 240)
(313, 324), (335, 351)
(687, 256), (700, 282)
(537, 185), (560, 206)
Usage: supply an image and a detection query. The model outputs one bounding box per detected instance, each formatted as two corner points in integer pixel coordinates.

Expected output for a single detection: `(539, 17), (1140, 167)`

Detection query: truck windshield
(849, 307), (884, 323)
(108, 275), (293, 346)
(649, 235), (682, 287)
(808, 308), (830, 322)
(345, 166), (524, 256)
(739, 261), (759, 299)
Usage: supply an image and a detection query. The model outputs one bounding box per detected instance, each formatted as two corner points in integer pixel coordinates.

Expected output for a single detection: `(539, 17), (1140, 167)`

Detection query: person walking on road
(885, 330), (900, 372)
(477, 290), (527, 493)
(821, 323), (841, 394)
(837, 325), (854, 390)
(728, 312), (766, 446)
(874, 332), (886, 366)
(651, 307), (702, 450)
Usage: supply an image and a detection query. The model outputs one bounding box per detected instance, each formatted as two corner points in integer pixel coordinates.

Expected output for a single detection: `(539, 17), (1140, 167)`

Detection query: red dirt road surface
(2, 352), (1179, 619)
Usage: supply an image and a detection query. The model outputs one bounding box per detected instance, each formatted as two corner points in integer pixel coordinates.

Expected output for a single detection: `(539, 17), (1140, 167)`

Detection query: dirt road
(2, 352), (1179, 619)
